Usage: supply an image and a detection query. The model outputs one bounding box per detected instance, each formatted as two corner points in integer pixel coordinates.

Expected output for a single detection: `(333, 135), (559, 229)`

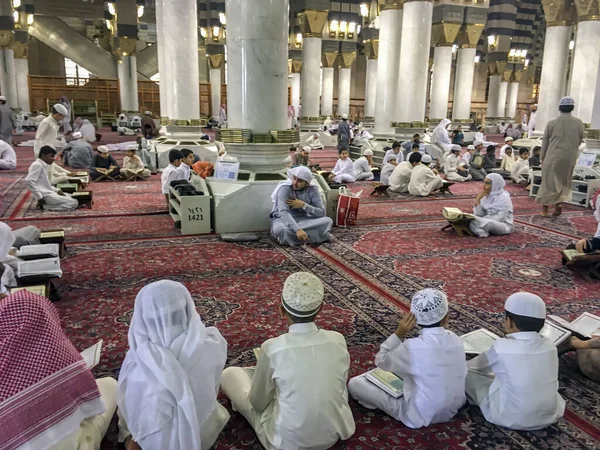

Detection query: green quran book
(365, 368), (404, 398)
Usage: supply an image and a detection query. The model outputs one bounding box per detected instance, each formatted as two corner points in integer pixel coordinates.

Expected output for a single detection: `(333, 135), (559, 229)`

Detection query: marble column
(497, 81), (508, 118)
(301, 37), (323, 120)
(374, 6), (402, 132)
(397, 0), (433, 122)
(592, 61), (600, 129)
(364, 58), (377, 118)
(569, 19), (600, 124)
(226, 0), (288, 131)
(338, 67), (351, 116)
(506, 81), (519, 120)
(155, 0), (171, 118)
(487, 74), (501, 118)
(14, 58), (30, 114)
(209, 68), (222, 121)
(291, 72), (301, 121)
(0, 49), (18, 109)
(157, 0), (199, 121)
(429, 46), (453, 120)
(321, 67), (334, 116)
(452, 48), (477, 121)
(118, 55), (139, 112)
(536, 25), (572, 133)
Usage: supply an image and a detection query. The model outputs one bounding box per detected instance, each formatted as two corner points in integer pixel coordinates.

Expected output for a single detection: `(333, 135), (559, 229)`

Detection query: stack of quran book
(252, 133), (273, 144)
(270, 130), (299, 143)
(17, 257), (63, 278)
(16, 244), (60, 260)
(56, 183), (79, 193)
(218, 129), (252, 143)
(39, 229), (65, 257)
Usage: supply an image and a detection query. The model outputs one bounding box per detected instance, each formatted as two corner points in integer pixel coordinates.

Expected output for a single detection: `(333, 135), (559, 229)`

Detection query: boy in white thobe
(499, 137), (513, 159)
(329, 149), (356, 183)
(161, 149), (185, 208)
(34, 103), (67, 158)
(466, 292), (565, 430)
(354, 149), (375, 181)
(389, 152), (422, 194)
(382, 142), (404, 167)
(408, 154), (444, 196)
(26, 146), (78, 211)
(511, 148), (531, 185)
(349, 289), (467, 429)
(221, 272), (356, 450)
(444, 145), (472, 182)
(380, 157), (397, 185)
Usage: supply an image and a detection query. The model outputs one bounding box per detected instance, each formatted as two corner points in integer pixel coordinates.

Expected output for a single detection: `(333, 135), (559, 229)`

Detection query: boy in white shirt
(179, 148), (195, 180)
(511, 148), (531, 185)
(466, 292), (565, 430)
(221, 272), (355, 450)
(348, 289), (467, 429)
(353, 149), (375, 181)
(161, 149), (184, 208)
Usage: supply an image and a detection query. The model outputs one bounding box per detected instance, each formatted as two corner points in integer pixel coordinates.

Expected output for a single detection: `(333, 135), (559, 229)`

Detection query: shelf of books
(168, 176), (212, 235)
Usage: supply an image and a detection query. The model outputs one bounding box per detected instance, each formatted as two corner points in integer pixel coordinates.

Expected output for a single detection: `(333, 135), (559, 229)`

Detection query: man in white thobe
(528, 104), (537, 132)
(221, 272), (356, 450)
(26, 146), (78, 211)
(348, 289), (467, 429)
(354, 149), (375, 181)
(305, 133), (324, 150)
(408, 154), (444, 196)
(34, 103), (68, 158)
(389, 152), (422, 194)
(380, 157), (397, 185)
(0, 95), (15, 144)
(466, 292), (565, 430)
(0, 140), (16, 170)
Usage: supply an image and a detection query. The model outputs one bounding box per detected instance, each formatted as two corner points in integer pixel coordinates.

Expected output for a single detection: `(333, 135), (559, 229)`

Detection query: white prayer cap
(53, 103), (68, 116)
(363, 149), (374, 156)
(72, 132), (82, 139)
(282, 272), (324, 318)
(144, 110), (152, 115)
(97, 145), (109, 153)
(473, 140), (483, 147)
(560, 96), (575, 106)
(505, 136), (513, 142)
(451, 144), (461, 152)
(0, 96), (5, 101)
(302, 146), (312, 153)
(342, 113), (348, 120)
(421, 154), (432, 164)
(467, 145), (475, 150)
(504, 292), (546, 319)
(411, 288), (448, 325)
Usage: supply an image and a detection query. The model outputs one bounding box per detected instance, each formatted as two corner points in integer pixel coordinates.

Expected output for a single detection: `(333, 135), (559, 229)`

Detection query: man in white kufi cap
(62, 131), (94, 169)
(305, 132), (324, 150)
(337, 113), (351, 151)
(221, 272), (355, 450)
(535, 96), (584, 217)
(466, 292), (565, 430)
(349, 288), (467, 428)
(353, 148), (375, 181)
(408, 154), (444, 196)
(33, 103), (68, 158)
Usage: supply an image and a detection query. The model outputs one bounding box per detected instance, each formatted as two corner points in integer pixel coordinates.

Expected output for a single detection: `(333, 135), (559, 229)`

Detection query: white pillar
(226, 0), (288, 131)
(487, 74), (501, 118)
(291, 72), (300, 120)
(210, 68), (222, 121)
(452, 47), (476, 121)
(338, 67), (351, 116)
(155, 0), (170, 117)
(14, 58), (30, 114)
(397, 1), (433, 122)
(497, 81), (508, 118)
(364, 58), (377, 118)
(0, 49), (18, 109)
(321, 67), (334, 116)
(374, 8), (402, 132)
(301, 37), (322, 119)
(118, 55), (139, 112)
(569, 20), (600, 124)
(592, 58), (600, 129)
(157, 0), (199, 120)
(429, 46), (453, 120)
(536, 25), (572, 133)
(506, 81), (519, 120)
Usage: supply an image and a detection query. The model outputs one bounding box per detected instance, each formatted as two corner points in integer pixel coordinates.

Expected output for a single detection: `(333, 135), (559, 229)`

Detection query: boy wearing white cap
(33, 103), (68, 158)
(499, 136), (513, 159)
(90, 146), (120, 181)
(408, 154), (444, 196)
(466, 292), (565, 430)
(444, 145), (472, 182)
(348, 289), (467, 428)
(380, 155), (397, 185)
(354, 149), (375, 181)
(221, 272), (355, 450)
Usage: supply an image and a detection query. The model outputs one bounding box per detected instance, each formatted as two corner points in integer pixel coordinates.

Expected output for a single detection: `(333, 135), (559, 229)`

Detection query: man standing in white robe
(34, 103), (67, 158)
(408, 154), (443, 196)
(528, 104), (537, 132)
(221, 272), (356, 450)
(354, 149), (375, 181)
(26, 146), (78, 211)
(389, 152), (422, 193)
(348, 289), (467, 429)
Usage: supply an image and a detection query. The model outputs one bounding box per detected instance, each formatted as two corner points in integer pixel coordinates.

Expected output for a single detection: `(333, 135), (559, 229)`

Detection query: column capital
(207, 53), (223, 69)
(510, 70), (523, 82)
(455, 23), (485, 48)
(431, 22), (462, 46)
(573, 0), (600, 21)
(364, 39), (379, 59)
(297, 9), (328, 38)
(543, 0), (577, 26)
(322, 51), (338, 68)
(339, 52), (356, 68)
(379, 0), (404, 10)
(290, 60), (302, 73)
(12, 30), (27, 59)
(488, 61), (507, 76)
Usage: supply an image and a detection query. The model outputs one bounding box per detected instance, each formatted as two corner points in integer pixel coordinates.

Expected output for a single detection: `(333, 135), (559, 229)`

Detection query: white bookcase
(530, 166), (600, 208)
(169, 176), (212, 235)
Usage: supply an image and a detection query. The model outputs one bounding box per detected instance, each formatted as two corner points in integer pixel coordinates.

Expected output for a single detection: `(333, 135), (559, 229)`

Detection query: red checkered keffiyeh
(0, 291), (104, 450)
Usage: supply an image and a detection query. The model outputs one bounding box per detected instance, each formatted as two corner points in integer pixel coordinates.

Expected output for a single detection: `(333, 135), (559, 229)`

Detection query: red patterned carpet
(2, 131), (600, 449)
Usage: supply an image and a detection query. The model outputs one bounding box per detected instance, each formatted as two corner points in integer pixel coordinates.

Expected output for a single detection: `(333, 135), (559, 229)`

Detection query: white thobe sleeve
(249, 348), (276, 413)
(374, 334), (417, 378)
(467, 346), (499, 374)
(332, 160), (342, 175)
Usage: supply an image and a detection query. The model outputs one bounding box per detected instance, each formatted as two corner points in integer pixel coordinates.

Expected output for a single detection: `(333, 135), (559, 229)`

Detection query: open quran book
(16, 244), (60, 260)
(80, 340), (103, 369)
(10, 285), (47, 297)
(365, 368), (404, 398)
(548, 313), (600, 340)
(562, 249), (586, 261)
(17, 258), (63, 278)
(442, 207), (475, 221)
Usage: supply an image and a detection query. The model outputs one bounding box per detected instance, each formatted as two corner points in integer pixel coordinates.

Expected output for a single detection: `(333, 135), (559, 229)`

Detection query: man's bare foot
(552, 204), (563, 217)
(540, 205), (549, 217)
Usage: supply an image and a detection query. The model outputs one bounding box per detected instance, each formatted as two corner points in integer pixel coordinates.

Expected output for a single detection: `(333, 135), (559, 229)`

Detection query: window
(64, 58), (90, 86)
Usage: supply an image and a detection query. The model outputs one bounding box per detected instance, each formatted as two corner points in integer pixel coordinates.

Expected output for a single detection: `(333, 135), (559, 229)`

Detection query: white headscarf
(271, 166), (313, 204)
(79, 119), (96, 142)
(481, 173), (513, 211)
(432, 119), (452, 144)
(117, 280), (227, 449)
